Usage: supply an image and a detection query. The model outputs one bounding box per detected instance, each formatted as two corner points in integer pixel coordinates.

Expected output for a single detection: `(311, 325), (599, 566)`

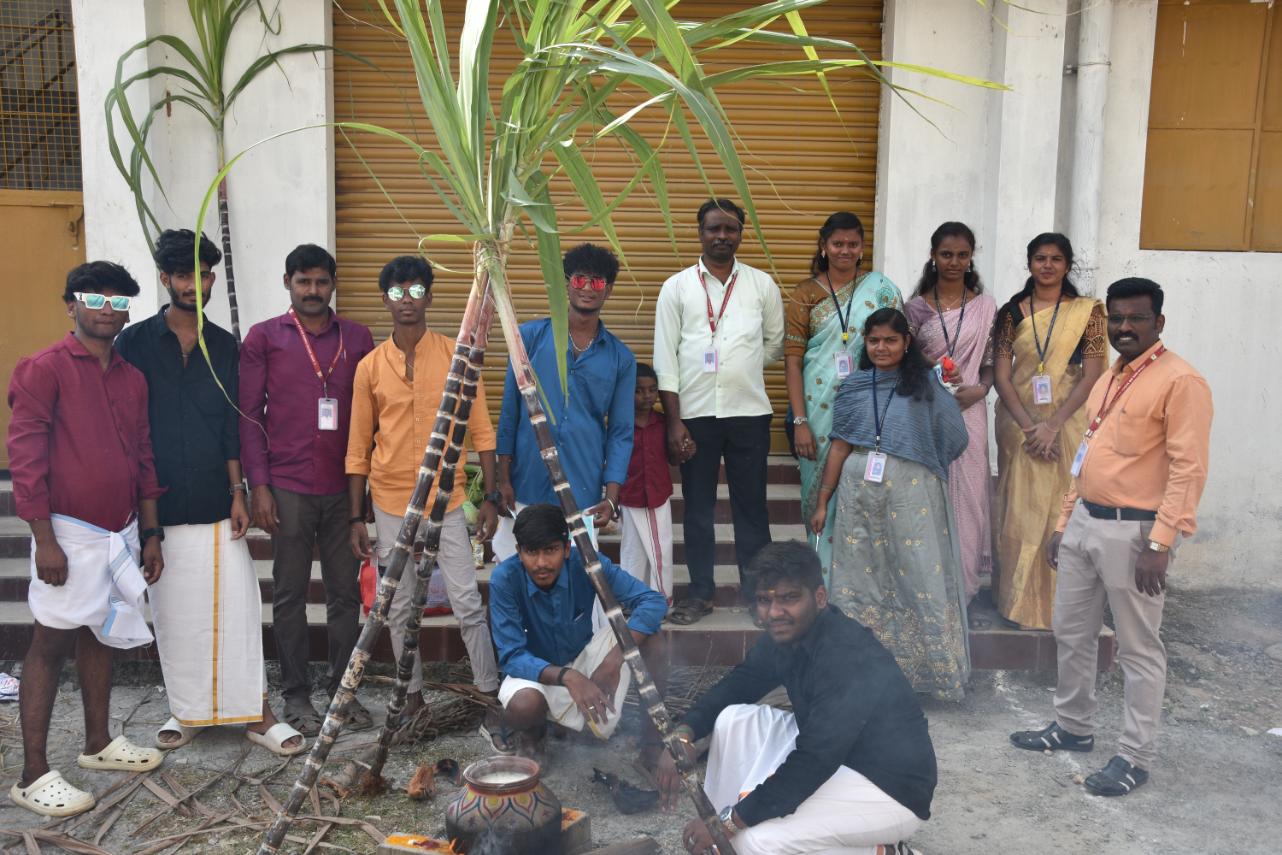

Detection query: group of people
(6, 198), (1213, 855)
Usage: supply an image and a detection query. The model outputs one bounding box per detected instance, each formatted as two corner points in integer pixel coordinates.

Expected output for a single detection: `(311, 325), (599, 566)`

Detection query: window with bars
(0, 0), (81, 191)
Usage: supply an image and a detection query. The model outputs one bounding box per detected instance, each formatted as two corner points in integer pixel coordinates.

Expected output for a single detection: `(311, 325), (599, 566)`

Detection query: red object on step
(360, 558), (377, 616)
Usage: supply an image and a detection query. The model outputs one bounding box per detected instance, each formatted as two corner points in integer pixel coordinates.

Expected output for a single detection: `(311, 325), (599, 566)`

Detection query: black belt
(1081, 500), (1156, 522)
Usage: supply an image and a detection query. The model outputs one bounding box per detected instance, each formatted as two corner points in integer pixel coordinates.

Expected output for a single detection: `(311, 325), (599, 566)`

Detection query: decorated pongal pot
(445, 755), (562, 854)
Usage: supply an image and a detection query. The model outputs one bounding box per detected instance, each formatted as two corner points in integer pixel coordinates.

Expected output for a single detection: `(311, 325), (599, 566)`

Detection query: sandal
(247, 722), (307, 757)
(1010, 722), (1094, 753)
(667, 597), (712, 626)
(343, 697), (374, 731)
(1084, 755), (1148, 797)
(156, 716), (200, 749)
(76, 735), (163, 772)
(10, 770), (95, 817)
(478, 720), (518, 756)
(968, 613), (993, 630)
(283, 703), (324, 737)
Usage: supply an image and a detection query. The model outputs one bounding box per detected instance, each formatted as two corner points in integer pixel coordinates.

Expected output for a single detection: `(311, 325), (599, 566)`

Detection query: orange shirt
(345, 332), (496, 515)
(1058, 340), (1212, 547)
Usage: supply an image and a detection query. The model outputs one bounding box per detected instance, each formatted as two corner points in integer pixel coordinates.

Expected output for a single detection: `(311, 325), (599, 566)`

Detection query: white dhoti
(497, 626), (630, 739)
(619, 502), (673, 604)
(489, 501), (528, 563)
(28, 515), (151, 649)
(149, 521), (264, 726)
(705, 704), (923, 855)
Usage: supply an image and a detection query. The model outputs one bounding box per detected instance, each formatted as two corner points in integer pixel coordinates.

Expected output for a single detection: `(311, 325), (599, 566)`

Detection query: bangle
(820, 482), (838, 492)
(229, 482), (247, 495)
(606, 497), (620, 517)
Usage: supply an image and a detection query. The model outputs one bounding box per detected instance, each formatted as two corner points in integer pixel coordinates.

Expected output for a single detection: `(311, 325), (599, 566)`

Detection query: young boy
(617, 363), (674, 605)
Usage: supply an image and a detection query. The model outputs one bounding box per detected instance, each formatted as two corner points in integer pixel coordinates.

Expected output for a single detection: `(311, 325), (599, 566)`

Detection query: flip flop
(155, 716), (200, 749)
(246, 722), (307, 757)
(667, 598), (712, 626)
(9, 770), (95, 817)
(76, 735), (163, 772)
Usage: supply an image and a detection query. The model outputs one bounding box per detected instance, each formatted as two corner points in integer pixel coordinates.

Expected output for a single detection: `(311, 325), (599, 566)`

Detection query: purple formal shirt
(239, 310), (374, 496)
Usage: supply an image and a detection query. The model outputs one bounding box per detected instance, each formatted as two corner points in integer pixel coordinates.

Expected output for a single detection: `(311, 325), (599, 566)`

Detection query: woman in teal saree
(785, 211), (902, 576)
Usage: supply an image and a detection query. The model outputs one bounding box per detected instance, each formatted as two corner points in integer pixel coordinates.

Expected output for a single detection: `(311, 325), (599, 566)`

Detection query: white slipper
(76, 735), (164, 771)
(155, 716), (200, 749)
(9, 770), (95, 817)
(246, 722), (307, 757)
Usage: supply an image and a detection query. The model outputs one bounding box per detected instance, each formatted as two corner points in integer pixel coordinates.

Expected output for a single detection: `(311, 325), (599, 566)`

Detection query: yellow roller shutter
(333, 0), (885, 451)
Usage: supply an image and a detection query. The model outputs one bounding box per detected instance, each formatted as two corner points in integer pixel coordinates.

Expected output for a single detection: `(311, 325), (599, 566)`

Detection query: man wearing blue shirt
(492, 244), (636, 560)
(485, 504), (667, 760)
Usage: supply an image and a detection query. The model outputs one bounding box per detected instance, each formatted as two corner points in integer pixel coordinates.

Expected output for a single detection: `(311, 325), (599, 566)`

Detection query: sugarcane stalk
(214, 137), (241, 341)
(482, 247), (737, 854)
(257, 264), (495, 855)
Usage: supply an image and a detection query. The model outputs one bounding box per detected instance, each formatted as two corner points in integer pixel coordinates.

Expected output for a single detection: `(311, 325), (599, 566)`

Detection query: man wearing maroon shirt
(6, 261), (166, 817)
(239, 244), (375, 735)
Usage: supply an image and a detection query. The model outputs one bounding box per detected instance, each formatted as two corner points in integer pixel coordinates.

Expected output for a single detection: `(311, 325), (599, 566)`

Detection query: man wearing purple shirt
(239, 244), (375, 735)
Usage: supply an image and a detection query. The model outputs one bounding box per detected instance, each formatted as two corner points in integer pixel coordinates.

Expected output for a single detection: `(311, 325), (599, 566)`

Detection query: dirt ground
(1, 583), (1279, 854)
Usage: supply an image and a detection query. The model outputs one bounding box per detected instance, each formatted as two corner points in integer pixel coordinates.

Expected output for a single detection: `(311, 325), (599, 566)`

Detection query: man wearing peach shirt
(1010, 277), (1212, 798)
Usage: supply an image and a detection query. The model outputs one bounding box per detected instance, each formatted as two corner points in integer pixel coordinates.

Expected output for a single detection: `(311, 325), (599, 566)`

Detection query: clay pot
(445, 755), (562, 855)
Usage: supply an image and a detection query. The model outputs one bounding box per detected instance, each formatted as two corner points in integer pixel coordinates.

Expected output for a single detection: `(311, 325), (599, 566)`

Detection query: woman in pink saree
(904, 223), (996, 610)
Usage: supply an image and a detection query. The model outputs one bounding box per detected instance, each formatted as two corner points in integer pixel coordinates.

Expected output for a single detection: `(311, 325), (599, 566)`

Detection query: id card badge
(864, 451), (887, 483)
(317, 397), (339, 431)
(834, 351), (853, 379)
(1070, 439), (1089, 477)
(702, 347), (719, 373)
(1032, 374), (1053, 405)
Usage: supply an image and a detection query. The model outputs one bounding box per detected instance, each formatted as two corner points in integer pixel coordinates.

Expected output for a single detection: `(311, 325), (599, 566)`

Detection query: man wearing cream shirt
(654, 198), (785, 625)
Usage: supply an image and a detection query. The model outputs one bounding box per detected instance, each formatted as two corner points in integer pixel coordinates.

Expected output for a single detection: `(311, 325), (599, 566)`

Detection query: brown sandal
(668, 597), (712, 625)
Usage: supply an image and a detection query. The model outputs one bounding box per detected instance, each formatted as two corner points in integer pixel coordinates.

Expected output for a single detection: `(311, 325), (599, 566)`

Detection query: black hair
(513, 504), (569, 552)
(63, 261), (141, 303)
(750, 541), (825, 593)
(913, 221), (985, 297)
(697, 198), (745, 227)
(857, 307), (935, 401)
(1000, 232), (1079, 311)
(562, 243), (620, 284)
(810, 211), (865, 277)
(1106, 277), (1164, 316)
(153, 229), (222, 275)
(378, 255), (433, 294)
(635, 362), (657, 383)
(284, 243), (337, 278)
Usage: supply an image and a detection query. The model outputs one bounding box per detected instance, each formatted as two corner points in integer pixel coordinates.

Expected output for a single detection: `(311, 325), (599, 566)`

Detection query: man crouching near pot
(657, 541), (935, 855)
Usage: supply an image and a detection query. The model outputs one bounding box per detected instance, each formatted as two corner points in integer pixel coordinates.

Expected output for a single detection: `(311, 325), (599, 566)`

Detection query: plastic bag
(360, 557), (452, 616)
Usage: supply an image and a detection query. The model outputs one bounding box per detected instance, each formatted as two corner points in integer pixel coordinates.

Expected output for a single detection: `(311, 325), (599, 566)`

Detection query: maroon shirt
(6, 333), (164, 531)
(238, 310), (374, 496)
(619, 411), (673, 509)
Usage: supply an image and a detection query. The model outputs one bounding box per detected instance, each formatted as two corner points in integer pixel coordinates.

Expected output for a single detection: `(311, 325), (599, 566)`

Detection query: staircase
(0, 460), (1113, 672)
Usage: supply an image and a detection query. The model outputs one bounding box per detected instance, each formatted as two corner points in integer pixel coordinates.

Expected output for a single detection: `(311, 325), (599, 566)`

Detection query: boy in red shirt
(617, 363), (674, 605)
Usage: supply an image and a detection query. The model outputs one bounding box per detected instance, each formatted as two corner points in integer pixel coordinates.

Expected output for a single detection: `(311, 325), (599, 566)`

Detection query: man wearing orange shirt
(1011, 277), (1212, 798)
(346, 256), (501, 722)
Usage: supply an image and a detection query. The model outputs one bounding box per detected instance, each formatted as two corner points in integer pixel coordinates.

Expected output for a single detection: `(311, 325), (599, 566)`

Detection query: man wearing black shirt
(656, 541), (934, 854)
(116, 229), (302, 756)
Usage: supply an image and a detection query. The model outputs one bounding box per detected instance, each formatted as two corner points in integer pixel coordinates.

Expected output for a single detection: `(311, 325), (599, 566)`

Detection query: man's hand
(656, 733), (694, 810)
(476, 500), (499, 542)
(585, 499), (614, 528)
(496, 481), (517, 518)
(250, 485), (279, 534)
(33, 538), (69, 586)
(563, 669), (613, 726)
(667, 420), (696, 464)
(681, 818), (719, 854)
(142, 536), (164, 584)
(793, 423), (817, 460)
(229, 492), (251, 540)
(1134, 547), (1171, 597)
(588, 645), (624, 701)
(350, 521), (372, 560)
(1046, 531), (1063, 569)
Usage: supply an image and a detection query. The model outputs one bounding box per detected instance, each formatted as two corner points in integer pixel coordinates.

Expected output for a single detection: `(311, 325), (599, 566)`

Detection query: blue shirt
(496, 318), (636, 509)
(489, 547), (667, 682)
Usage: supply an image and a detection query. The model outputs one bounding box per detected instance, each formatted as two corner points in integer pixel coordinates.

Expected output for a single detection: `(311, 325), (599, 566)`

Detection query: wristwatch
(483, 490), (503, 506)
(718, 805), (739, 836)
(791, 415), (809, 426)
(1147, 540), (1170, 553)
(140, 527), (165, 543)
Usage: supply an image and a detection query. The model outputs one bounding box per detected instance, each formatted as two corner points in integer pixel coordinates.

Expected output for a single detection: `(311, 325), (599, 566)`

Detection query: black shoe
(1084, 755), (1148, 796)
(1009, 722), (1094, 753)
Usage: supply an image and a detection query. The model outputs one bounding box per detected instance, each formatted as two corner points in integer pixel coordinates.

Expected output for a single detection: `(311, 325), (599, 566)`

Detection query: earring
(821, 251), (827, 259)
(930, 260), (937, 272)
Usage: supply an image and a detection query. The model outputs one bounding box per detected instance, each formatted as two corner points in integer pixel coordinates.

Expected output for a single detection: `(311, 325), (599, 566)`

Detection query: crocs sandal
(1084, 755), (1149, 797)
(668, 597), (712, 626)
(10, 770), (95, 817)
(77, 735), (163, 771)
(247, 722), (307, 757)
(156, 716), (200, 749)
(1009, 722), (1094, 753)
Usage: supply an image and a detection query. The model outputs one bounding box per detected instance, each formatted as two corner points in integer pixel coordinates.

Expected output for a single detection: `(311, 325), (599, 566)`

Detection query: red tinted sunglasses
(569, 273), (607, 291)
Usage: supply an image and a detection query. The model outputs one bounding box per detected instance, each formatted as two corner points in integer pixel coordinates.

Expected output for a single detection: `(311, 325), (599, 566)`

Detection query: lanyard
(932, 289), (968, 357)
(823, 274), (858, 344)
(871, 367), (898, 451)
(1084, 346), (1166, 440)
(288, 307), (345, 397)
(1028, 295), (1062, 374)
(699, 265), (739, 335)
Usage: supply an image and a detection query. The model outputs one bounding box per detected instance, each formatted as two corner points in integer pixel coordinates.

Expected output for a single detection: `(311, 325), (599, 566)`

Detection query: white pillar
(1068, 0), (1114, 295)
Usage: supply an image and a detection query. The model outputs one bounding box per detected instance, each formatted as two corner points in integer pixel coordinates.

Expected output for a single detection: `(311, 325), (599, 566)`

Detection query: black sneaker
(1084, 755), (1148, 796)
(1009, 722), (1094, 753)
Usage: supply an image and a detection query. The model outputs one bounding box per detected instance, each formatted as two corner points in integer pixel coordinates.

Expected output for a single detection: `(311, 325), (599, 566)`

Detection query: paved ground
(1, 582), (1279, 853)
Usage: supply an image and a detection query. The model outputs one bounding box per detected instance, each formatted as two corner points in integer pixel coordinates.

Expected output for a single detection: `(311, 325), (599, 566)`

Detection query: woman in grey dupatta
(809, 308), (971, 700)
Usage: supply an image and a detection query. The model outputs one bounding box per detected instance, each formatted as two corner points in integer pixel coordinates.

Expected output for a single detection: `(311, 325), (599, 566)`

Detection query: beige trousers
(1052, 504), (1178, 769)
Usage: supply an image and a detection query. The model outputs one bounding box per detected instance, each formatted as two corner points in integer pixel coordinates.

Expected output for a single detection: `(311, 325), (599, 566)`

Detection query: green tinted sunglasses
(386, 283), (427, 301)
(74, 292), (133, 311)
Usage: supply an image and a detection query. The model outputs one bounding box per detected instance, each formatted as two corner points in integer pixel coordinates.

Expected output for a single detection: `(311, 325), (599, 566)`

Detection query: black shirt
(681, 606), (937, 825)
(116, 308), (240, 526)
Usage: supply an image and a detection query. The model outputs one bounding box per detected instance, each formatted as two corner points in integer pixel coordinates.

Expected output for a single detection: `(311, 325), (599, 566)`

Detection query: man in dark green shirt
(656, 541), (935, 855)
